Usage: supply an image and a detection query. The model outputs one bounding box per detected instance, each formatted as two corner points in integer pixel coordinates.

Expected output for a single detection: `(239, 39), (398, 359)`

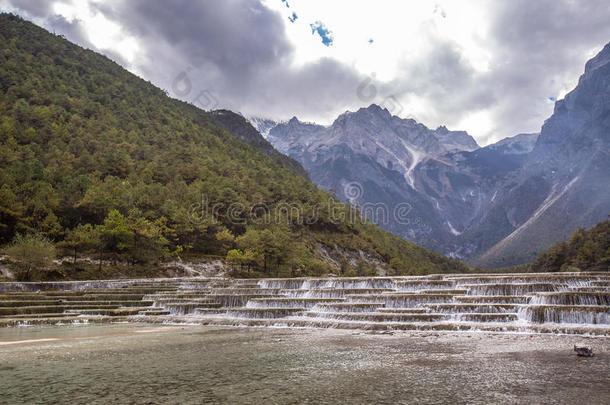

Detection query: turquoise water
(1, 325), (609, 404)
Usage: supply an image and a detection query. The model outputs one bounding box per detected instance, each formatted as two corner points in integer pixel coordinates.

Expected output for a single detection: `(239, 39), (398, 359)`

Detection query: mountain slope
(469, 43), (610, 267)
(207, 110), (308, 178)
(257, 43), (609, 267)
(530, 220), (609, 272)
(0, 14), (468, 276)
(256, 105), (535, 258)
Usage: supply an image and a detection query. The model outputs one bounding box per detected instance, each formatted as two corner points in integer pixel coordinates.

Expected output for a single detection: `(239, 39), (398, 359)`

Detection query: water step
(459, 283), (561, 295)
(145, 297), (218, 303)
(449, 275), (610, 284)
(83, 286), (178, 291)
(0, 304), (126, 316)
(422, 303), (520, 313)
(0, 294), (69, 301)
(303, 311), (448, 322)
(195, 307), (306, 318)
(0, 315), (128, 327)
(529, 292), (610, 306)
(347, 293), (455, 306)
(280, 288), (393, 298)
(1, 274), (608, 335)
(138, 310), (171, 316)
(311, 302), (386, 312)
(568, 286), (610, 292)
(163, 302), (222, 315)
(376, 308), (429, 314)
(49, 300), (154, 307)
(144, 293), (215, 299)
(28, 291), (87, 296)
(590, 281), (610, 286)
(454, 295), (529, 304)
(394, 280), (455, 291)
(258, 278), (399, 290)
(66, 307), (153, 316)
(205, 294), (285, 307)
(8, 313), (82, 319)
(81, 294), (146, 301)
(518, 305), (610, 324)
(0, 300), (62, 307)
(32, 314), (610, 336)
(192, 288), (283, 295)
(246, 298), (344, 309)
(421, 289), (468, 294)
(452, 313), (518, 322)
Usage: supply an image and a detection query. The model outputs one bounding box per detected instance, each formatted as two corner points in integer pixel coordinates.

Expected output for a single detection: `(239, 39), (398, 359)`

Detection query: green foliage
(0, 14), (469, 278)
(531, 220), (609, 272)
(59, 223), (98, 267)
(99, 210), (133, 258)
(5, 233), (56, 280)
(235, 227), (291, 274)
(215, 228), (236, 251)
(307, 260), (328, 277)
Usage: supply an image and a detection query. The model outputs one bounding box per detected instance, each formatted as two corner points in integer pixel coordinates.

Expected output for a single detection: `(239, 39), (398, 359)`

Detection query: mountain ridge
(253, 43), (610, 267)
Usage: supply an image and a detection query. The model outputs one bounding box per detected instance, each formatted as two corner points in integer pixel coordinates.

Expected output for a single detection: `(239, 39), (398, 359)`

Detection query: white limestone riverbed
(0, 324), (609, 404)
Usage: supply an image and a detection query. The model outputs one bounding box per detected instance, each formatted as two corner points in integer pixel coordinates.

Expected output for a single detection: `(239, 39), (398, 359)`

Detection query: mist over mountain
(251, 43), (610, 267)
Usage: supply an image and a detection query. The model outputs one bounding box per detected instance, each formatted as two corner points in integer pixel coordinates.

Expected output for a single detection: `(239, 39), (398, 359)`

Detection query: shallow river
(1, 325), (609, 404)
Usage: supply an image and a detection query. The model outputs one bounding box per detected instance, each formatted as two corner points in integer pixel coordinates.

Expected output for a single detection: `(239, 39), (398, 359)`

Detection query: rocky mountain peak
(532, 41), (610, 165)
(436, 125), (449, 134)
(583, 42), (610, 78)
(486, 133), (539, 155)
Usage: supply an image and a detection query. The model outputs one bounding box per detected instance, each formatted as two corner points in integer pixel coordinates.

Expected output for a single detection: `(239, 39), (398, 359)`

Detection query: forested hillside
(0, 14), (468, 278)
(531, 220), (609, 272)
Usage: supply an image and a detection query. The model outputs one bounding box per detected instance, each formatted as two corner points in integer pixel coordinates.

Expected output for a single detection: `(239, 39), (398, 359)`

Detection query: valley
(252, 43), (610, 267)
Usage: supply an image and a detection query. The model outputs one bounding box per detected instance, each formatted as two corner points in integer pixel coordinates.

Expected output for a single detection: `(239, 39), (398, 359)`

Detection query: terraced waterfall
(1, 272), (609, 335)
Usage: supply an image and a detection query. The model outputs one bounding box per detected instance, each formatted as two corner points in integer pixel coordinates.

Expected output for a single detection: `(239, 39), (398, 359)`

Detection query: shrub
(5, 233), (56, 280)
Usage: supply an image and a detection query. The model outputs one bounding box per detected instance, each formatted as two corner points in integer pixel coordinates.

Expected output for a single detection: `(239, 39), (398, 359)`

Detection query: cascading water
(1, 272), (609, 335)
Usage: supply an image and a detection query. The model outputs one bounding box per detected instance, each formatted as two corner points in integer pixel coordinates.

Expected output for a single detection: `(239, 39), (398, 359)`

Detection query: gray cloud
(2, 0), (610, 145)
(2, 0), (115, 61)
(95, 0), (368, 122)
(383, 41), (498, 125)
(45, 14), (92, 50)
(3, 0), (55, 18)
(478, 0), (610, 143)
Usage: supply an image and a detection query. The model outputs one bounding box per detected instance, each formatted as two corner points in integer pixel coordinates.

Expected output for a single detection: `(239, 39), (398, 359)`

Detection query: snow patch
(399, 138), (425, 189)
(491, 190), (498, 202)
(447, 221), (462, 236)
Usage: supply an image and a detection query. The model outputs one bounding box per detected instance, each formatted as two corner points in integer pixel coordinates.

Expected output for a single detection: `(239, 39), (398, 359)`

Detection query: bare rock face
(469, 43), (610, 267)
(253, 106), (538, 262)
(251, 43), (610, 267)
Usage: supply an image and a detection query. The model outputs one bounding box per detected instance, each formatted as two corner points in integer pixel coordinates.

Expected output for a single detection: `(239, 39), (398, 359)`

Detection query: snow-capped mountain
(250, 43), (610, 267)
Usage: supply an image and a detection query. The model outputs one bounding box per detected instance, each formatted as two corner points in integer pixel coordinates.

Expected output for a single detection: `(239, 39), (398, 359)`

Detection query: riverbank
(1, 324), (609, 404)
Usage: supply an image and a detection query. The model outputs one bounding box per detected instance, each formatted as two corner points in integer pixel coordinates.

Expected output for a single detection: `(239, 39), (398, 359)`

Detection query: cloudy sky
(2, 0), (610, 145)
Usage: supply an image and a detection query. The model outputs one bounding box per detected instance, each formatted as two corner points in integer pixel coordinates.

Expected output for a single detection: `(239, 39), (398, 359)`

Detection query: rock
(574, 345), (594, 357)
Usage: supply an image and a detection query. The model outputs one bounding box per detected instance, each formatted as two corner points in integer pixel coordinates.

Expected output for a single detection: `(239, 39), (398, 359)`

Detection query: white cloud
(2, 0), (609, 146)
